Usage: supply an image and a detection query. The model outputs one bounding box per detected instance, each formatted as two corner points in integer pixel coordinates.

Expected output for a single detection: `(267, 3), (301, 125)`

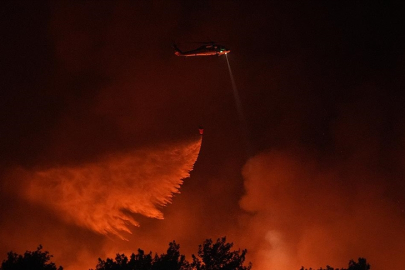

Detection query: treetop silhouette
(95, 237), (251, 270)
(300, 257), (370, 270)
(1, 245), (63, 270)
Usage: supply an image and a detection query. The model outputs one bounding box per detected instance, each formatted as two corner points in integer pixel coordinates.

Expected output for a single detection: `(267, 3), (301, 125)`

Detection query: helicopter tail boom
(172, 44), (184, 56)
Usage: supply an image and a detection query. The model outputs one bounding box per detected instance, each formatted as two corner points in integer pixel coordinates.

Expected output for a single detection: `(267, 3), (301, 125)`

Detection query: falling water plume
(23, 137), (202, 239)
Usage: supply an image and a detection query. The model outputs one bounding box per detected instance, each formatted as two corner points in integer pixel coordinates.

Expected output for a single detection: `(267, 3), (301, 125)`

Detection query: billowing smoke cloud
(238, 92), (405, 270)
(239, 149), (405, 269)
(20, 138), (201, 239)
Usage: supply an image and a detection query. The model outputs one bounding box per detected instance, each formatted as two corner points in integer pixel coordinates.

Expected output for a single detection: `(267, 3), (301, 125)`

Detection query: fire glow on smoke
(24, 138), (202, 239)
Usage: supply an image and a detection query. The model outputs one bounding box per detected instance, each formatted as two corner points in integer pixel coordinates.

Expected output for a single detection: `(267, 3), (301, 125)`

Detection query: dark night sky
(1, 1), (405, 269)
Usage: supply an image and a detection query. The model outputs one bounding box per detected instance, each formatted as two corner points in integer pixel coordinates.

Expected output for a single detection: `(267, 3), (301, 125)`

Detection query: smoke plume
(238, 95), (405, 270)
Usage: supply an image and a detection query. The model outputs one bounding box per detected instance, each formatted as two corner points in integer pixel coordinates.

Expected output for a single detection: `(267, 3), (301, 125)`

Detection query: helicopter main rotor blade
(187, 41), (223, 44)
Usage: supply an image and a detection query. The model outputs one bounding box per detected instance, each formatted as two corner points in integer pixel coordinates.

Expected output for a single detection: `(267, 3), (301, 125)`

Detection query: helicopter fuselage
(174, 44), (230, 57)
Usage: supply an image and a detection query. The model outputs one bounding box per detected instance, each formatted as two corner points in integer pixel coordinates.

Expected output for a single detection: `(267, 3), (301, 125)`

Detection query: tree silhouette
(129, 249), (154, 270)
(152, 241), (189, 270)
(0, 245), (63, 270)
(95, 249), (153, 270)
(95, 237), (251, 270)
(0, 242), (370, 270)
(300, 257), (370, 270)
(95, 241), (188, 270)
(191, 237), (252, 270)
(348, 258), (370, 270)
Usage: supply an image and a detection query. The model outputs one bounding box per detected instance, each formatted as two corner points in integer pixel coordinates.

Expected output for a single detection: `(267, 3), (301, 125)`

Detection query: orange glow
(23, 138), (202, 239)
(238, 150), (405, 269)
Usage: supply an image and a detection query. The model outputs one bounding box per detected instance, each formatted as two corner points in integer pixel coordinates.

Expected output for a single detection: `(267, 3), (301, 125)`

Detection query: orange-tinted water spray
(23, 138), (202, 239)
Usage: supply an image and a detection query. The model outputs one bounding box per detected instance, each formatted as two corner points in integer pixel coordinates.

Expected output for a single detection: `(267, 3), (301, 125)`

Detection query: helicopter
(173, 42), (230, 57)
